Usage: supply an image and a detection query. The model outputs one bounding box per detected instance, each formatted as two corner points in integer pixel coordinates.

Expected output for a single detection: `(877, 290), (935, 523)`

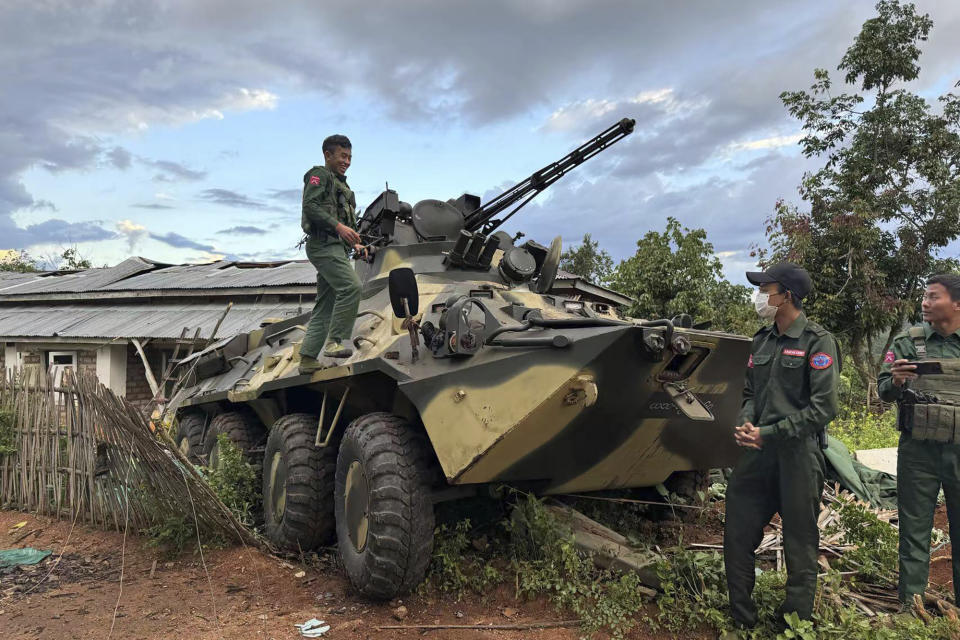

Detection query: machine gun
(357, 118), (636, 247)
(463, 117), (636, 235)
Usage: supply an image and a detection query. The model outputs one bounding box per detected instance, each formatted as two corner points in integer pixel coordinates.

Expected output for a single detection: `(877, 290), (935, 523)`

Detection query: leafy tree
(559, 233), (614, 286)
(763, 0), (960, 381)
(611, 218), (756, 335)
(0, 250), (38, 273)
(57, 248), (92, 270)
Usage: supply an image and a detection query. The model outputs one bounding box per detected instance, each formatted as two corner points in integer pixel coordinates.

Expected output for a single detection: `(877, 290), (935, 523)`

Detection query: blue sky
(2, 0), (959, 285)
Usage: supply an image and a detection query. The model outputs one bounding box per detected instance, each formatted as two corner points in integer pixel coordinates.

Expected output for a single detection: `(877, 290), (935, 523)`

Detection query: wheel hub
(268, 451), (287, 523)
(344, 460), (370, 552)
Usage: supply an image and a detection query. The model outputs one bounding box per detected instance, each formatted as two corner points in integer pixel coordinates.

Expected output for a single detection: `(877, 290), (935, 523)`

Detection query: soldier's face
(921, 283), (960, 324)
(324, 146), (352, 176)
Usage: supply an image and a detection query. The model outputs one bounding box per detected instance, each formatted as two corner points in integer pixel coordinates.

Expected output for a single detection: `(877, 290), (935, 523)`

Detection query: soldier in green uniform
(722, 262), (839, 635)
(299, 134), (366, 374)
(877, 274), (960, 607)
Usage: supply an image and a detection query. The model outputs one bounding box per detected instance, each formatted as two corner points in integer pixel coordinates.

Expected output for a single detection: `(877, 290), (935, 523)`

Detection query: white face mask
(753, 290), (780, 321)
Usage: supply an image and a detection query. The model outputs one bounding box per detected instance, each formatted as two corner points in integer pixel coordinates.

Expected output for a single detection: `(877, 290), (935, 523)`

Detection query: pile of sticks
(0, 368), (258, 547)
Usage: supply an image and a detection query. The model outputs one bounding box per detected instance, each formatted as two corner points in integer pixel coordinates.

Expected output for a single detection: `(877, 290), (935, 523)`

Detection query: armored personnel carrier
(168, 118), (750, 599)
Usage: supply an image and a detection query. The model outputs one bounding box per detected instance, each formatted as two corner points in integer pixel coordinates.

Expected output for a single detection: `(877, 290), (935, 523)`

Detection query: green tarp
(824, 436), (898, 509)
(0, 547), (52, 568)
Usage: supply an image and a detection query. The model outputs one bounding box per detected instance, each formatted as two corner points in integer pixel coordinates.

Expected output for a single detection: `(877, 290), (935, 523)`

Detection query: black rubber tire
(203, 410), (266, 469)
(664, 469), (710, 504)
(262, 413), (338, 552)
(175, 412), (207, 464)
(335, 413), (436, 600)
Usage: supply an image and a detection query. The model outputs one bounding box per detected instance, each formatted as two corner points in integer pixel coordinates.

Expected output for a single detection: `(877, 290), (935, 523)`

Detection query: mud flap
(663, 381), (714, 421)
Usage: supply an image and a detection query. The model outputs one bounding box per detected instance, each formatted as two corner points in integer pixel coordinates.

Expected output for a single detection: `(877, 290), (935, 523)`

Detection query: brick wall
(125, 344), (165, 409)
(78, 349), (96, 377)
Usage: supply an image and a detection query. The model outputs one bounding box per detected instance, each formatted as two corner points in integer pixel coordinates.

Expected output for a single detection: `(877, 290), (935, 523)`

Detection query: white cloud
(116, 219), (148, 250)
(543, 99), (619, 132)
(728, 133), (803, 152)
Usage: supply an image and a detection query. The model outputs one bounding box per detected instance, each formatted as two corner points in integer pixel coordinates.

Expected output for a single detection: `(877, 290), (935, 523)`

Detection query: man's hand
(890, 359), (918, 387)
(734, 422), (763, 450)
(336, 222), (361, 246)
(352, 244), (369, 260)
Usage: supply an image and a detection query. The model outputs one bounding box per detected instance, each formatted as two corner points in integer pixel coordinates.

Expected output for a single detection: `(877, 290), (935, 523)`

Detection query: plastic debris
(0, 547), (52, 568)
(295, 618), (330, 637)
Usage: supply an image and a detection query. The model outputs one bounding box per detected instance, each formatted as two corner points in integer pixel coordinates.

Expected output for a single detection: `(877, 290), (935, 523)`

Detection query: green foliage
(57, 248), (92, 270)
(653, 547), (729, 632)
(143, 514), (196, 557)
(424, 519), (502, 599)
(830, 407), (899, 450)
(0, 408), (16, 456)
(204, 434), (259, 527)
(610, 217), (757, 335)
(559, 233), (614, 286)
(766, 0), (960, 383)
(0, 250), (38, 273)
(507, 493), (649, 640)
(828, 492), (899, 583)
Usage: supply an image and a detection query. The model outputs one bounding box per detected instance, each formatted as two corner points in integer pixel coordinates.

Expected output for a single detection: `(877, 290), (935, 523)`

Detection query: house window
(47, 351), (77, 387)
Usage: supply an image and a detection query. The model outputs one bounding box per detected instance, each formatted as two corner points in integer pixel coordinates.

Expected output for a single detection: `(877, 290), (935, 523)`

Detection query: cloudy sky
(2, 1), (958, 283)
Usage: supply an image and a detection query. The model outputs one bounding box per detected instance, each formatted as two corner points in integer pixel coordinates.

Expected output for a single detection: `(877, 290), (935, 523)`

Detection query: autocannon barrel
(463, 117), (636, 234)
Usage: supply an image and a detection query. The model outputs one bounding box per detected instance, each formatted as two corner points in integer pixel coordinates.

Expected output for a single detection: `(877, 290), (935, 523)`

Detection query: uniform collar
(923, 321), (960, 341)
(772, 312), (807, 339)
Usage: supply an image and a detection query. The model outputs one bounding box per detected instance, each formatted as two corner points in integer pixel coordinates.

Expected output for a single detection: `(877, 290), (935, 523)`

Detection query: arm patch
(810, 352), (833, 369)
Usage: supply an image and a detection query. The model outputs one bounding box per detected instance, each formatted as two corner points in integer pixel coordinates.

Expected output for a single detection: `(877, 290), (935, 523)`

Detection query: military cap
(746, 262), (812, 299)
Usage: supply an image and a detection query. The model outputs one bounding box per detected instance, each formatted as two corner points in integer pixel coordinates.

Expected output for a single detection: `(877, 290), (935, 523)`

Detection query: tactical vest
(905, 327), (960, 443)
(301, 168), (357, 237)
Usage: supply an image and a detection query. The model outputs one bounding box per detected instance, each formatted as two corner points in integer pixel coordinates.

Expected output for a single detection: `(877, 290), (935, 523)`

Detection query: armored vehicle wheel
(203, 410), (266, 470)
(335, 413), (435, 600)
(175, 412), (207, 464)
(262, 413), (338, 551)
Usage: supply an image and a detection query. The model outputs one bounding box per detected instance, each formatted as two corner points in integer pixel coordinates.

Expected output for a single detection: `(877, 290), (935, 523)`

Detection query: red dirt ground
(0, 510), (705, 640)
(930, 504), (954, 594)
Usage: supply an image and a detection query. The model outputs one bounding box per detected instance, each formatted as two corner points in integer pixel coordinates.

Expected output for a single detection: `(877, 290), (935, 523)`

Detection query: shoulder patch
(309, 175), (321, 186)
(748, 354), (754, 368)
(810, 352), (833, 370)
(884, 350), (895, 364)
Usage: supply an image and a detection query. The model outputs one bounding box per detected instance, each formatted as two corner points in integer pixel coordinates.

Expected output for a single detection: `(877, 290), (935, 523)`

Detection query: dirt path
(0, 510), (700, 640)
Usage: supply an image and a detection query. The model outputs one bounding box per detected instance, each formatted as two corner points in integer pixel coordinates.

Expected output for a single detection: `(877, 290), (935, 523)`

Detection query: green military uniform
(724, 313), (839, 627)
(300, 165), (361, 359)
(877, 323), (960, 605)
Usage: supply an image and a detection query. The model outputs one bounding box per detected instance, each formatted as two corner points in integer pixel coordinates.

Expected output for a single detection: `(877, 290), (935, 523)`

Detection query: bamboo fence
(0, 368), (259, 547)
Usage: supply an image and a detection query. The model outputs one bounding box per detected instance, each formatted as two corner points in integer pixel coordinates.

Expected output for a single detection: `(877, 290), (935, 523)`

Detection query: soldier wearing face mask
(721, 262), (839, 637)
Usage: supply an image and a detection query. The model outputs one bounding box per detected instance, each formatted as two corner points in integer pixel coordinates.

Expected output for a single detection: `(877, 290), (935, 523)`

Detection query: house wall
(125, 343), (165, 409)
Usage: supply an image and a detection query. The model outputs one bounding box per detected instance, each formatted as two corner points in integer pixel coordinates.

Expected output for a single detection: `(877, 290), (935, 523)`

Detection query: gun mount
(355, 117), (636, 291)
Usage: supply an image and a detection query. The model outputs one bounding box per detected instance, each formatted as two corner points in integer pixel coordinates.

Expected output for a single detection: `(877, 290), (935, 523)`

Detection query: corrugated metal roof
(0, 302), (306, 340)
(0, 258), (316, 298)
(0, 257), (160, 295)
(98, 260), (316, 291)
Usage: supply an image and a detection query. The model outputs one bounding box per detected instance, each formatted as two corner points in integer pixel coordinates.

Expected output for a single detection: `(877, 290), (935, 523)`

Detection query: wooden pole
(131, 338), (160, 397)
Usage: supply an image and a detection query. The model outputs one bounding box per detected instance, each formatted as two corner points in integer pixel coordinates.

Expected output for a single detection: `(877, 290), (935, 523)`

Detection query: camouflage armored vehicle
(168, 118), (750, 599)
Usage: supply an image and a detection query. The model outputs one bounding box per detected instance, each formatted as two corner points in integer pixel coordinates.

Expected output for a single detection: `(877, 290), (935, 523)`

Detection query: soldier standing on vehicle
(722, 262), (839, 636)
(877, 274), (960, 608)
(298, 134), (366, 374)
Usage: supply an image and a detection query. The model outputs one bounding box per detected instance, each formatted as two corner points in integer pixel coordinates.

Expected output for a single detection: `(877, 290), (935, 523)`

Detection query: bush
(0, 407), (15, 456)
(204, 434), (259, 527)
(830, 408), (898, 451)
